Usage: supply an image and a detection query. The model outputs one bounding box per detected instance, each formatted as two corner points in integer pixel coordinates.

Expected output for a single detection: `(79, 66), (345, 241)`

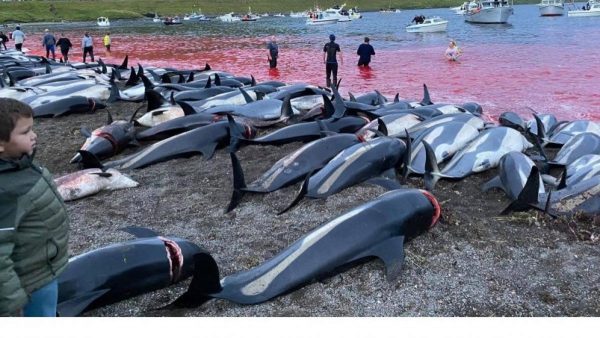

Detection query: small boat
(184, 11), (210, 21)
(97, 17), (110, 27)
(568, 1), (600, 16)
(538, 0), (564, 16)
(406, 16), (449, 32)
(290, 11), (309, 18)
(163, 16), (182, 25)
(241, 7), (260, 21)
(464, 0), (514, 23)
(218, 12), (242, 22)
(306, 11), (338, 25)
(322, 3), (354, 22)
(152, 13), (162, 23)
(273, 13), (286, 17)
(453, 1), (478, 14)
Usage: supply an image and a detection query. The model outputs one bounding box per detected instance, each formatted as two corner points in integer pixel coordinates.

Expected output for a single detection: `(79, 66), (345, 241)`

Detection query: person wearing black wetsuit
(323, 34), (343, 88)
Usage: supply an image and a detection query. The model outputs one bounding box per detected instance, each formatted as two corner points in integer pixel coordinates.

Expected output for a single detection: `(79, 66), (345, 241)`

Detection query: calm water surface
(23, 4), (600, 120)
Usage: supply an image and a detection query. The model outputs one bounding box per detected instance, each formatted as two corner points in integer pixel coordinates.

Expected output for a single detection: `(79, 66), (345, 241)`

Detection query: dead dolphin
(172, 189), (440, 307)
(57, 227), (207, 316)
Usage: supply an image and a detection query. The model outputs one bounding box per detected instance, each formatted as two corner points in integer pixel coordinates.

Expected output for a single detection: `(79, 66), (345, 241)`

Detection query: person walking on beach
(56, 33), (72, 63)
(0, 31), (8, 50)
(356, 37), (375, 67)
(0, 98), (70, 317)
(103, 32), (111, 54)
(11, 26), (25, 52)
(41, 29), (56, 60)
(323, 34), (343, 88)
(82, 32), (94, 62)
(266, 35), (278, 69)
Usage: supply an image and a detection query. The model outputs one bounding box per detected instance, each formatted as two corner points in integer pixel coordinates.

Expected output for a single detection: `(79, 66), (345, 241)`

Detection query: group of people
(0, 25), (112, 63)
(267, 33), (460, 88)
(411, 14), (427, 24)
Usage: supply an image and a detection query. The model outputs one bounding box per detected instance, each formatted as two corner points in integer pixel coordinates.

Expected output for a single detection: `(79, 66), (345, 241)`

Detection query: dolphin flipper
(278, 172), (311, 215)
(481, 176), (503, 193)
(199, 143), (218, 160)
(350, 236), (406, 282)
(57, 289), (110, 317)
(120, 226), (160, 238)
(226, 152), (247, 213)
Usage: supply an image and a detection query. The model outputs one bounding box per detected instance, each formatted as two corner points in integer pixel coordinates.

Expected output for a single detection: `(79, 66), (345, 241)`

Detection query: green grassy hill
(0, 0), (532, 24)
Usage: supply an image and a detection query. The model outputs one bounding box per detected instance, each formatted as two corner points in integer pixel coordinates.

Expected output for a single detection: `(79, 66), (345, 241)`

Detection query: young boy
(0, 98), (69, 317)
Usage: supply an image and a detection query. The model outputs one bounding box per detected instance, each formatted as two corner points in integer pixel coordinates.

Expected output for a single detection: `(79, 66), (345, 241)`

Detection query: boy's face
(0, 117), (37, 159)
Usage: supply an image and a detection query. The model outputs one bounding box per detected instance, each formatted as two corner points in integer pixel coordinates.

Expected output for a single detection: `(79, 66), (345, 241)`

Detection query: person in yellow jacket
(103, 32), (111, 54)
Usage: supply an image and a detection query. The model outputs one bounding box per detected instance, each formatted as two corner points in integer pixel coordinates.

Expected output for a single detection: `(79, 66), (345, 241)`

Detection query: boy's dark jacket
(0, 155), (69, 316)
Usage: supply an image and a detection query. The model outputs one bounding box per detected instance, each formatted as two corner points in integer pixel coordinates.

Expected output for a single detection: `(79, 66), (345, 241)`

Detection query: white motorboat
(218, 12), (242, 22)
(568, 1), (600, 16)
(152, 13), (162, 23)
(183, 11), (210, 21)
(464, 0), (514, 23)
(273, 13), (286, 17)
(97, 17), (110, 27)
(322, 3), (355, 22)
(453, 1), (479, 14)
(241, 7), (260, 21)
(163, 16), (182, 25)
(290, 11), (309, 18)
(406, 16), (449, 32)
(538, 0), (564, 16)
(306, 13), (339, 25)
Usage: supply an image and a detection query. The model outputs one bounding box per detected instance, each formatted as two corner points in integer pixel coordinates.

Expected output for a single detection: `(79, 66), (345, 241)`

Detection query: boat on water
(152, 13), (162, 23)
(273, 13), (286, 17)
(568, 1), (600, 16)
(97, 17), (110, 27)
(163, 16), (182, 25)
(183, 10), (210, 21)
(290, 11), (309, 18)
(452, 1), (478, 14)
(306, 12), (339, 25)
(464, 0), (514, 23)
(218, 12), (242, 22)
(406, 16), (449, 32)
(241, 7), (261, 21)
(538, 0), (564, 16)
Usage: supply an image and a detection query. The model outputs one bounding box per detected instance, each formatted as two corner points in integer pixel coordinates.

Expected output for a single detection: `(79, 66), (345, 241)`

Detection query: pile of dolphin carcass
(2, 50), (599, 316)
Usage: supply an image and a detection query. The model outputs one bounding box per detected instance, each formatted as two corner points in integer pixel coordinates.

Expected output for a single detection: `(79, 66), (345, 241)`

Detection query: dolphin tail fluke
(225, 152), (247, 213)
(423, 141), (441, 191)
(420, 84), (433, 106)
(171, 253), (222, 308)
(278, 172), (311, 215)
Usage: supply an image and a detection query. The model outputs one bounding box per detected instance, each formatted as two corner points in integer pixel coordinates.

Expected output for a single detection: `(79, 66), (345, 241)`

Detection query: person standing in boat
(81, 32), (94, 63)
(11, 26), (25, 52)
(356, 37), (375, 67)
(323, 34), (343, 88)
(56, 33), (72, 63)
(266, 36), (278, 69)
(445, 40), (462, 61)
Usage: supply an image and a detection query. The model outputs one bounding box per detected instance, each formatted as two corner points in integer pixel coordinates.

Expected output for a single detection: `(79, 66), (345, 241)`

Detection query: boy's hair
(0, 98), (34, 142)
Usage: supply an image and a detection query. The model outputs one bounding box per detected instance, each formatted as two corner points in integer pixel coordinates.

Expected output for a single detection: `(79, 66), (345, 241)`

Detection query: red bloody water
(26, 14), (600, 122)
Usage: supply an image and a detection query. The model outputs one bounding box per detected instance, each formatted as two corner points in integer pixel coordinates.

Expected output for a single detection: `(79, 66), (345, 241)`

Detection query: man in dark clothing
(323, 34), (343, 88)
(267, 36), (279, 69)
(356, 37), (375, 67)
(41, 29), (56, 60)
(0, 31), (8, 50)
(56, 33), (72, 63)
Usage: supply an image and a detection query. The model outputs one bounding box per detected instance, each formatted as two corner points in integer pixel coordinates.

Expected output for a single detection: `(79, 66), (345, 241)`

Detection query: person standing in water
(356, 37), (375, 67)
(82, 32), (94, 62)
(445, 40), (462, 61)
(103, 32), (111, 54)
(266, 36), (278, 69)
(323, 34), (343, 88)
(0, 31), (8, 50)
(41, 29), (56, 60)
(11, 26), (25, 52)
(56, 33), (72, 63)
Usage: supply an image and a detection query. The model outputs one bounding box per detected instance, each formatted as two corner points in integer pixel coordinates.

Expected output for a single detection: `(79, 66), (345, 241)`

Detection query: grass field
(0, 0), (531, 23)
